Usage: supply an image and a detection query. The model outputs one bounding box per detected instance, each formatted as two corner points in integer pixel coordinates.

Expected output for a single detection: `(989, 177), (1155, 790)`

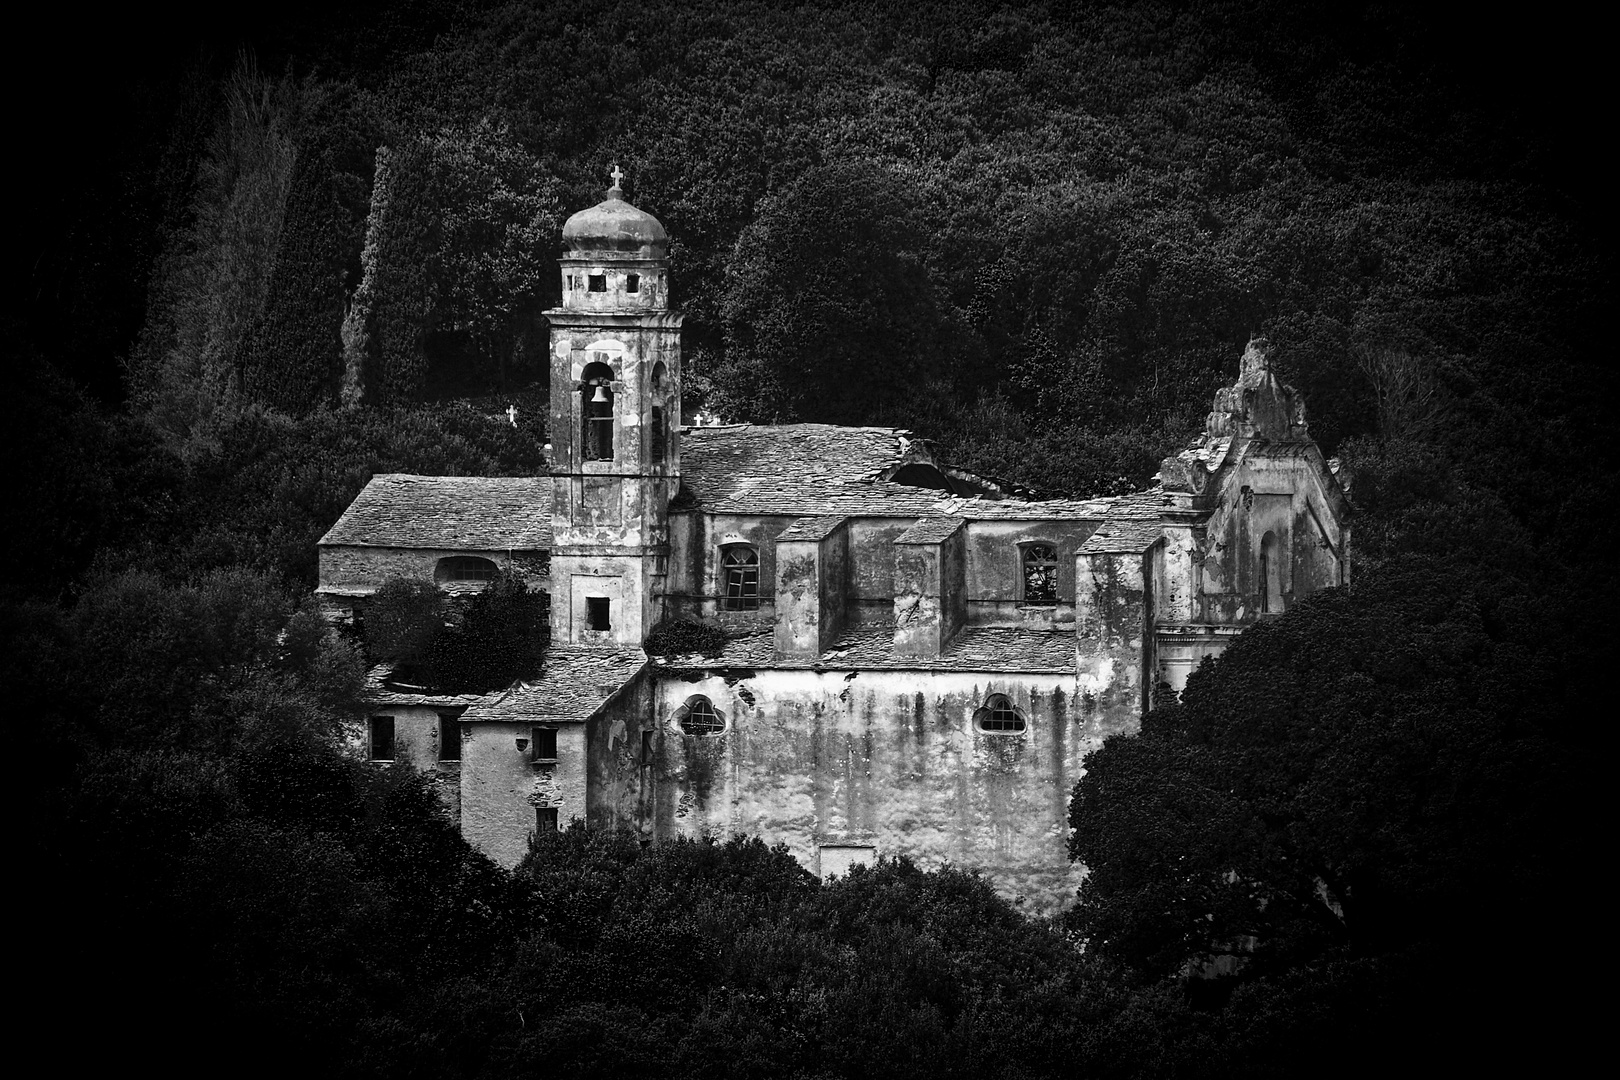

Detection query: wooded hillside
(7, 3), (1611, 1075)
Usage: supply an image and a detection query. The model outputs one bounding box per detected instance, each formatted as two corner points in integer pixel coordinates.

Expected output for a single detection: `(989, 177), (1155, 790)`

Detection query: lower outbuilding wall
(461, 721), (588, 867)
(615, 668), (1140, 916)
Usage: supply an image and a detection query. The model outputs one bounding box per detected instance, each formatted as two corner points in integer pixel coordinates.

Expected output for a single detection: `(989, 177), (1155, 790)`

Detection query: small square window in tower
(625, 273), (640, 293)
(586, 596), (611, 631)
(1022, 544), (1059, 604)
(369, 715), (395, 761)
(536, 807), (559, 832)
(587, 274), (606, 292)
(721, 545), (760, 611)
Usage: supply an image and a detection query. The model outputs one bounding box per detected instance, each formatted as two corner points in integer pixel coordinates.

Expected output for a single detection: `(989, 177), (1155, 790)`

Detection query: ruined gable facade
(317, 179), (1350, 915)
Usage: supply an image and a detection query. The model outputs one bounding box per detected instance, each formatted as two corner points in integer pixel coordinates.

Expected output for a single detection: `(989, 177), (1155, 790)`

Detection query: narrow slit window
(536, 807), (559, 832)
(586, 596), (611, 632)
(1260, 531), (1282, 613)
(626, 273), (640, 293)
(722, 545), (760, 611)
(651, 406), (665, 462)
(437, 713), (460, 762)
(1022, 544), (1059, 604)
(532, 727), (558, 760)
(369, 715), (396, 761)
(588, 274), (606, 292)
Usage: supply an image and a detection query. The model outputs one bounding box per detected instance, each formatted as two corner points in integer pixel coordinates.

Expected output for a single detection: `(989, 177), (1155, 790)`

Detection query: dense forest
(8, 2), (1610, 1075)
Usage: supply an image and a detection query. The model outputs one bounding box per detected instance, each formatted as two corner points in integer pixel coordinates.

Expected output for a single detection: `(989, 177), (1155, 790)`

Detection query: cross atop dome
(608, 164), (625, 196)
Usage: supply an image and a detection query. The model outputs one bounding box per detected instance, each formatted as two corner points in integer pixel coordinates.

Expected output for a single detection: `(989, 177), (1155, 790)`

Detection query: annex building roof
(460, 647), (647, 723)
(319, 474), (554, 551)
(363, 646), (646, 722)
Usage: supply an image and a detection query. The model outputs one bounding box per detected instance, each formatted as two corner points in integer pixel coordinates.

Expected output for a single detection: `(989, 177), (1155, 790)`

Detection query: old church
(317, 175), (1351, 914)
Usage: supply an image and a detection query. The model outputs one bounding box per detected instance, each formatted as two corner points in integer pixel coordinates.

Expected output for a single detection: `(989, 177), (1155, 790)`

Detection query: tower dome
(561, 166), (667, 258)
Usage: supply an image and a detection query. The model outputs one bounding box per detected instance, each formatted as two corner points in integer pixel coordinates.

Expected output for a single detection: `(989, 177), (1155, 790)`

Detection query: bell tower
(546, 168), (682, 647)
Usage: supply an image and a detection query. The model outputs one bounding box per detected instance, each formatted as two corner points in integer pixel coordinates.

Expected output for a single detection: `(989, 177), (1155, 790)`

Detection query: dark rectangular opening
(437, 713), (460, 761)
(651, 406), (665, 461)
(533, 727), (558, 760)
(626, 273), (640, 293)
(587, 274), (606, 292)
(369, 715), (395, 761)
(586, 596), (610, 631)
(536, 807), (559, 832)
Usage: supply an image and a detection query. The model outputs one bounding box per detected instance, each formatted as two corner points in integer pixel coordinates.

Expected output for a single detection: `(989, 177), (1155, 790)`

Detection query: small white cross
(610, 164), (625, 188)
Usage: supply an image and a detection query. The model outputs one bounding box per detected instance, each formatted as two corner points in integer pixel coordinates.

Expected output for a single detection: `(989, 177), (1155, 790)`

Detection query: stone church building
(317, 176), (1351, 914)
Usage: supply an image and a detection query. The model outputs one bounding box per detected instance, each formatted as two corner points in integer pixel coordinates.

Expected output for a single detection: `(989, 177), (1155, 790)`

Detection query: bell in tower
(546, 167), (683, 647)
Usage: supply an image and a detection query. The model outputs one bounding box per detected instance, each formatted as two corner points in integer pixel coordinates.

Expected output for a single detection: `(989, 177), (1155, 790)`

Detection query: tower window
(581, 361), (614, 461)
(975, 694), (1026, 734)
(437, 713), (460, 762)
(586, 597), (611, 631)
(721, 545), (760, 611)
(588, 274), (606, 292)
(651, 406), (665, 462)
(675, 695), (726, 736)
(626, 273), (640, 293)
(369, 715), (396, 760)
(536, 807), (559, 832)
(532, 726), (558, 761)
(1022, 544), (1059, 604)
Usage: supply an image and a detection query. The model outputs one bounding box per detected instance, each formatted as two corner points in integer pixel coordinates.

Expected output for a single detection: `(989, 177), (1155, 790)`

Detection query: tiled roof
(461, 646), (647, 723)
(652, 623), (1075, 674)
(895, 516), (965, 544)
(777, 515), (848, 542)
(678, 424), (1109, 522)
(320, 474), (552, 550)
(1078, 490), (1167, 554)
(365, 666), (488, 708)
(928, 495), (1112, 521)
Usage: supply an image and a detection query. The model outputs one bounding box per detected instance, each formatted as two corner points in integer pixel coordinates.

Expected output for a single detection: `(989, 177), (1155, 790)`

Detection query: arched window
(1260, 531), (1282, 613)
(435, 555), (497, 583)
(1021, 543), (1059, 604)
(721, 545), (760, 611)
(581, 361), (615, 461)
(975, 694), (1027, 734)
(674, 695), (726, 736)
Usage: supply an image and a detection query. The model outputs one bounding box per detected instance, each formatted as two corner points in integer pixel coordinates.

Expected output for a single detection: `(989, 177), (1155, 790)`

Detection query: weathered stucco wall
(461, 721), (589, 867)
(1075, 550), (1152, 726)
(773, 519), (849, 659)
(611, 669), (1140, 916)
(1196, 450), (1346, 624)
(665, 512), (791, 626)
(359, 704), (463, 823)
(960, 519), (1094, 627)
(585, 674), (658, 837)
(893, 521), (967, 657)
